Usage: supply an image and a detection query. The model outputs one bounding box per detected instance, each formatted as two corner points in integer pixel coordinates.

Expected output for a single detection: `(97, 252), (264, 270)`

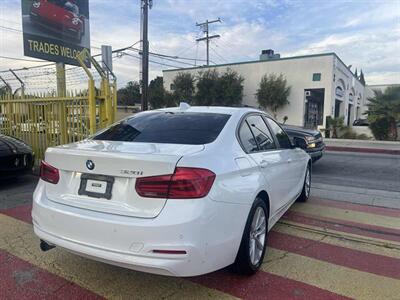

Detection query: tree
(256, 74), (291, 117)
(148, 76), (176, 109)
(217, 69), (244, 106)
(172, 72), (195, 103)
(194, 69), (220, 106)
(325, 116), (345, 138)
(367, 86), (400, 140)
(117, 81), (141, 105)
(359, 69), (366, 86)
(194, 68), (244, 106)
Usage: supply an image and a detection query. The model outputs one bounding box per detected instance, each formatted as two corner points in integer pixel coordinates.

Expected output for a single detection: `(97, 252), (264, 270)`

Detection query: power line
(0, 25), (21, 33)
(0, 55), (48, 63)
(122, 52), (183, 69)
(196, 18), (221, 66)
(127, 48), (196, 67)
(209, 45), (229, 64)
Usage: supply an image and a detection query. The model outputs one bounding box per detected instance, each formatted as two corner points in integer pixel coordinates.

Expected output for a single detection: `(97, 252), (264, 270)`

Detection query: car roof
(156, 105), (269, 117)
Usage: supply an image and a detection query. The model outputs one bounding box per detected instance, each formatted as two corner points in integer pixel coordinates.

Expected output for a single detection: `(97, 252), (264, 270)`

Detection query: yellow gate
(0, 50), (117, 164)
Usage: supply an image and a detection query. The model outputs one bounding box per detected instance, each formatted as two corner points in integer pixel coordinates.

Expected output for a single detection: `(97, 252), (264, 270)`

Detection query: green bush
(341, 128), (358, 139)
(369, 117), (390, 140)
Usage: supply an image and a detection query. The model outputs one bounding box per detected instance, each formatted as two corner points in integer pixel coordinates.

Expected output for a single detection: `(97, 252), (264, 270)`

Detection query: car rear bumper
(32, 181), (249, 277)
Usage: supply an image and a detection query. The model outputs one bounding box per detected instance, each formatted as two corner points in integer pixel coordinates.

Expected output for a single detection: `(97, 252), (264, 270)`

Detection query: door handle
(260, 160), (268, 168)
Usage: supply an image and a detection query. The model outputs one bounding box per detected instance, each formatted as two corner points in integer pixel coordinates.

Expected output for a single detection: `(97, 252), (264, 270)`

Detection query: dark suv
(281, 124), (325, 162)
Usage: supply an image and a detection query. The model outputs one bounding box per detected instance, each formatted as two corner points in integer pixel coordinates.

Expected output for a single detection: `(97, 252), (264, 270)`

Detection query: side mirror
(293, 137), (307, 150)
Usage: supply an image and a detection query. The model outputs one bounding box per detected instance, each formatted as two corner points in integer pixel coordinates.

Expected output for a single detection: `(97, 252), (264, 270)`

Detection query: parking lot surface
(1, 175), (399, 299)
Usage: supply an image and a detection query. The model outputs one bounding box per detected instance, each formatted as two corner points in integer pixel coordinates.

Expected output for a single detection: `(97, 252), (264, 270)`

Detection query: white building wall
(163, 53), (365, 129)
(332, 57), (366, 126)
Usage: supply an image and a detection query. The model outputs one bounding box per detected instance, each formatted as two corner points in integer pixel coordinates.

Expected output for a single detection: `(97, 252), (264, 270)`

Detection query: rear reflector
(152, 250), (187, 255)
(135, 167), (215, 199)
(40, 161), (59, 184)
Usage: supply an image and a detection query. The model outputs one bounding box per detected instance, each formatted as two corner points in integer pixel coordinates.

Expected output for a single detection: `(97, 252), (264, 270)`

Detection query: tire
(233, 197), (268, 275)
(297, 163), (311, 202)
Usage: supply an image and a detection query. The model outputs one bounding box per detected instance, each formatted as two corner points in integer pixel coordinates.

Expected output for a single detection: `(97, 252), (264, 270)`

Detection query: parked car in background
(281, 124), (325, 162)
(353, 118), (369, 126)
(0, 134), (34, 179)
(33, 105), (311, 277)
(30, 0), (85, 42)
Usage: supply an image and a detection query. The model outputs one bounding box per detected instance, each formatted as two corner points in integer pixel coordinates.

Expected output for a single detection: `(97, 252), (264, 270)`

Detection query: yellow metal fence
(0, 51), (117, 164)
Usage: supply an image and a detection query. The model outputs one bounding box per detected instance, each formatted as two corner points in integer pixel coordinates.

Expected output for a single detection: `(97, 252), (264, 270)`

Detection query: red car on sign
(30, 0), (85, 42)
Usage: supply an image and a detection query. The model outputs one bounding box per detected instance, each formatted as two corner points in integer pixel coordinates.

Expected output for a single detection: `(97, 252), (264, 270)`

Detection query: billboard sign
(21, 0), (90, 66)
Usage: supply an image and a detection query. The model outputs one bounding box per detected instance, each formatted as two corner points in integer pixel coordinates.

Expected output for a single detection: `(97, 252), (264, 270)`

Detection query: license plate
(78, 174), (114, 200)
(86, 179), (107, 194)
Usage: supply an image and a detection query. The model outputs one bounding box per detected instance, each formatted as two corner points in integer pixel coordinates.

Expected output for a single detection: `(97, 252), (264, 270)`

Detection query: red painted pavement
(1, 204), (32, 224)
(268, 231), (400, 280)
(190, 269), (350, 300)
(0, 249), (104, 300)
(309, 197), (400, 218)
(282, 211), (400, 243)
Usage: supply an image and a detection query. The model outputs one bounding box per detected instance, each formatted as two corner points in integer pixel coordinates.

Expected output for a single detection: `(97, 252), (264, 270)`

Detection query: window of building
(312, 73), (321, 81)
(170, 83), (175, 91)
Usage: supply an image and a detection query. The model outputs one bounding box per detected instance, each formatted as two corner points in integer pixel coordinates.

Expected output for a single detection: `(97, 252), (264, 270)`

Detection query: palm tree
(367, 86), (400, 140)
(326, 116), (345, 138)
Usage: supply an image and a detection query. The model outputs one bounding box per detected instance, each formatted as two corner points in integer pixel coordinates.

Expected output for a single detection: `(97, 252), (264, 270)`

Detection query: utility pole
(140, 0), (152, 111)
(196, 18), (221, 66)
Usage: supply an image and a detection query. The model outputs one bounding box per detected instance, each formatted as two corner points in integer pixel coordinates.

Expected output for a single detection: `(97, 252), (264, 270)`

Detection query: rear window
(93, 112), (231, 145)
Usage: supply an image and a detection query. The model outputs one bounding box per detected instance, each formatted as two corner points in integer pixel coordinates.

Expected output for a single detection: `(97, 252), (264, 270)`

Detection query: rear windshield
(93, 112), (231, 145)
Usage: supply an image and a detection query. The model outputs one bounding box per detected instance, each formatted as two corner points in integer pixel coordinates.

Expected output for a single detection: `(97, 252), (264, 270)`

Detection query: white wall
(333, 58), (367, 125)
(163, 53), (369, 129)
(163, 54), (334, 127)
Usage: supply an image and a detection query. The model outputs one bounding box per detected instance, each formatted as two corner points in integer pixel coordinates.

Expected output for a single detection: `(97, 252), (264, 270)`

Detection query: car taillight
(40, 161), (59, 184)
(135, 167), (215, 199)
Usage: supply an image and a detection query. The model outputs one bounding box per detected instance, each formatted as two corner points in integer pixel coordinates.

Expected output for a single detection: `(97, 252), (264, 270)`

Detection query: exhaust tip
(40, 240), (55, 252)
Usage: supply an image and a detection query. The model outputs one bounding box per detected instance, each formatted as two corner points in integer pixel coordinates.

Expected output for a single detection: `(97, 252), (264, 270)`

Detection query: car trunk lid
(44, 140), (204, 218)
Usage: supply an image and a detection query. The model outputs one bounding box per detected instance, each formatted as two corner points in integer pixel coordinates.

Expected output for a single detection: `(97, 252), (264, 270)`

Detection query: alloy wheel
(305, 167), (311, 198)
(249, 207), (266, 265)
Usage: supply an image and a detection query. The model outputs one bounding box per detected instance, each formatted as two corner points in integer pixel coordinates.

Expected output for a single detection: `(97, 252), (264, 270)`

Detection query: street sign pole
(56, 62), (66, 97)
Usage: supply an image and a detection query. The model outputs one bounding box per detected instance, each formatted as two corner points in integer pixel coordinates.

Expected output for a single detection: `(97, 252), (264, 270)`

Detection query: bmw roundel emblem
(86, 160), (95, 170)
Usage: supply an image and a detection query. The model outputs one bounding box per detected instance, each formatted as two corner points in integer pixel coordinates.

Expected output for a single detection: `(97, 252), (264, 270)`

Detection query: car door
(238, 114), (291, 220)
(265, 117), (305, 201)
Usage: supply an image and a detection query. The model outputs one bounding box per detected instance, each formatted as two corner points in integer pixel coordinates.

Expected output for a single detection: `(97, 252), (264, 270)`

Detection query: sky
(0, 0), (399, 91)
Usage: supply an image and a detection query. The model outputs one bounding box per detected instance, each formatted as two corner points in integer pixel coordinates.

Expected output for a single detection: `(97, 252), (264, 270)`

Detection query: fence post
(113, 80), (117, 123)
(88, 79), (96, 135)
(102, 77), (112, 126)
(56, 63), (68, 144)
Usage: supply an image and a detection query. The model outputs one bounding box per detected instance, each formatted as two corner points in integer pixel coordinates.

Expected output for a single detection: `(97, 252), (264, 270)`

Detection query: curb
(326, 146), (400, 155)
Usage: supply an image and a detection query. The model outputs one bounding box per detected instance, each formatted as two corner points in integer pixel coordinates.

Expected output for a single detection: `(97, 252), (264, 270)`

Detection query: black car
(0, 134), (34, 179)
(353, 119), (369, 126)
(281, 124), (325, 162)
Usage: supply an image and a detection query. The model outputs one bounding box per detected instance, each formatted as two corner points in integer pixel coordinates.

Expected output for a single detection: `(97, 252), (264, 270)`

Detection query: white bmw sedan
(32, 105), (311, 277)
